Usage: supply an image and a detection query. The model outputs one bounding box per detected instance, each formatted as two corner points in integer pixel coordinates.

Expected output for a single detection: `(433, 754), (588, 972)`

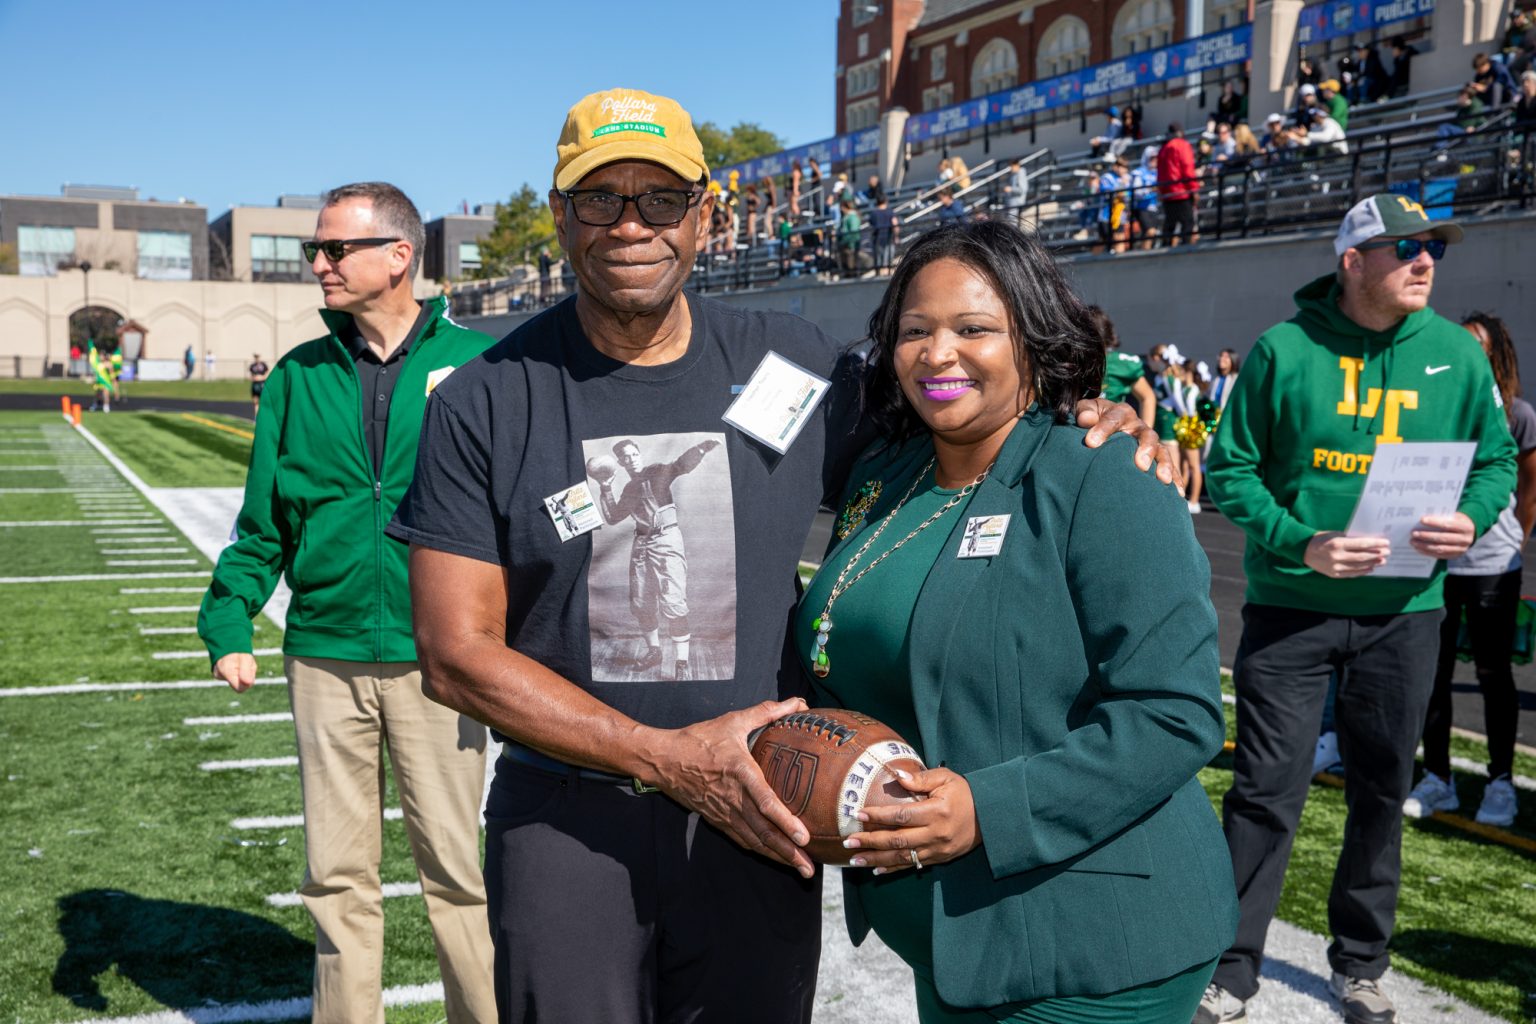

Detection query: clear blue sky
(0, 0), (836, 221)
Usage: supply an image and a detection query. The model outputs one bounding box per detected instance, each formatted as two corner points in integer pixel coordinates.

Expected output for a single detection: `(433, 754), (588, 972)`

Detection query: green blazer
(818, 408), (1238, 1008)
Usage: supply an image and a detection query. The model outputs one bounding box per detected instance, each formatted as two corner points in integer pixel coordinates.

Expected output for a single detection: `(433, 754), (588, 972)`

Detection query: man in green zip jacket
(1196, 195), (1516, 1024)
(198, 182), (496, 1024)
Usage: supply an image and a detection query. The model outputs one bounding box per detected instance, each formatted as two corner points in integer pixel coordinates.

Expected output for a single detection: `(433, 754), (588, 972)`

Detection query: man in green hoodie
(1197, 195), (1516, 1024)
(198, 182), (496, 1023)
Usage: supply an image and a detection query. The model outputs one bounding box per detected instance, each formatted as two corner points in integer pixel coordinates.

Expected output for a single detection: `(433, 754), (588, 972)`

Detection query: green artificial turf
(80, 411), (254, 488)
(0, 379), (254, 402)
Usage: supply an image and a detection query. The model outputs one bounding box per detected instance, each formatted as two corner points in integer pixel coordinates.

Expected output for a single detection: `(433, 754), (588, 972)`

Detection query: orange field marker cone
(71, 404), (82, 427)
(60, 395), (70, 419)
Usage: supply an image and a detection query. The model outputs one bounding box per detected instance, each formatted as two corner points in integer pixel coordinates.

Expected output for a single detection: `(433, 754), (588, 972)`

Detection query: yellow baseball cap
(554, 88), (710, 191)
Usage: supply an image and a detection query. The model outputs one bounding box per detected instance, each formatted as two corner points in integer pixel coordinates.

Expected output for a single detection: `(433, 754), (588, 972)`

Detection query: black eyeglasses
(302, 237), (401, 263)
(560, 189), (702, 227)
(1359, 238), (1448, 261)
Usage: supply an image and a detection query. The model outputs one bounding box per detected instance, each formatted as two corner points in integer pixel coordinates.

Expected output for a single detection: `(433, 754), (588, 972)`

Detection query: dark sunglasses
(302, 237), (401, 263)
(1358, 238), (1448, 261)
(561, 189), (701, 227)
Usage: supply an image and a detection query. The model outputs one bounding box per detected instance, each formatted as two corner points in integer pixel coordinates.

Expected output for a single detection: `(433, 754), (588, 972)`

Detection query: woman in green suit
(796, 221), (1237, 1023)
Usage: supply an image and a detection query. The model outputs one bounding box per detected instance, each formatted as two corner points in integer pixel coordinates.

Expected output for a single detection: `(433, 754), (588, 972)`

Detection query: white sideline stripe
(0, 465), (68, 470)
(140, 626), (197, 635)
(60, 982), (444, 1024)
(234, 807), (402, 830)
(265, 880), (421, 908)
(122, 587), (204, 594)
(184, 711), (293, 725)
(130, 605), (201, 614)
(0, 520), (155, 527)
(0, 571), (208, 584)
(101, 548), (190, 555)
(154, 647), (279, 661)
(0, 487), (129, 493)
(0, 677), (283, 697)
(201, 756), (298, 771)
(1447, 757), (1536, 792)
(82, 514), (161, 520)
(97, 535), (176, 543)
(94, 527), (172, 534)
(105, 559), (199, 566)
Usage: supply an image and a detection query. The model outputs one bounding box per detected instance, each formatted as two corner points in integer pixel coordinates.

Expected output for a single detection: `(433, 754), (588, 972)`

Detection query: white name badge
(721, 351), (830, 454)
(543, 482), (603, 542)
(957, 515), (1011, 559)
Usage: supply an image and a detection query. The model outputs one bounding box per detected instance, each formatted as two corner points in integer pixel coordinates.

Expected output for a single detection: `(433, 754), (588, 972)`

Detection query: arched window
(1204, 0), (1246, 31)
(1037, 16), (1090, 79)
(971, 38), (1019, 97)
(1113, 0), (1174, 56)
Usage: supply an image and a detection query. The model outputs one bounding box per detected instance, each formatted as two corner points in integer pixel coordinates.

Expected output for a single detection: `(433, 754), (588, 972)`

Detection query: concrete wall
(463, 209), (1536, 373)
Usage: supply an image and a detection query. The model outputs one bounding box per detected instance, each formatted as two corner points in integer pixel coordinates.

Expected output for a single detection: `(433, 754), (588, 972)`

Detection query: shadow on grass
(52, 889), (311, 1012)
(1394, 928), (1536, 1021)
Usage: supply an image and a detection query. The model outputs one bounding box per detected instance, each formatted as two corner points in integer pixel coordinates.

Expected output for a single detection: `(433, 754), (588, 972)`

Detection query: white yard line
(121, 586), (204, 594)
(153, 647), (280, 661)
(183, 712), (293, 725)
(0, 520), (157, 527)
(0, 571), (209, 584)
(0, 677), (283, 697)
(265, 880), (421, 909)
(140, 626), (198, 635)
(97, 535), (178, 543)
(54, 983), (445, 1024)
(130, 606), (201, 614)
(94, 527), (172, 534)
(233, 807), (402, 830)
(0, 487), (130, 493)
(1447, 757), (1536, 792)
(101, 548), (191, 555)
(200, 756), (298, 771)
(105, 559), (199, 566)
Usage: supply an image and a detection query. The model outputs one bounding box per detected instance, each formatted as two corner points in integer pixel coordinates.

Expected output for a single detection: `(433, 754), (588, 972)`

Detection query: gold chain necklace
(810, 456), (993, 679)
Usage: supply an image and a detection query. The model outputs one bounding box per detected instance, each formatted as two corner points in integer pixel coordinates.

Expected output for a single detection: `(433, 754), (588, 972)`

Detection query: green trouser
(913, 957), (1217, 1024)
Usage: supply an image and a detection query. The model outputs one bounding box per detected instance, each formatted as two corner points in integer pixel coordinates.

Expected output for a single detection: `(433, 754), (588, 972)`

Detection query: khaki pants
(287, 656), (495, 1024)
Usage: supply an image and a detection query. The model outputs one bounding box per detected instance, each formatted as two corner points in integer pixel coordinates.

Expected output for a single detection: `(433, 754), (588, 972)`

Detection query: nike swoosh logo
(1425, 365), (1452, 375)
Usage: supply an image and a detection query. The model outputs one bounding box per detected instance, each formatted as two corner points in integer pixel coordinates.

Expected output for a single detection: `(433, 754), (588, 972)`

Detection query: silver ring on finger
(910, 848), (923, 870)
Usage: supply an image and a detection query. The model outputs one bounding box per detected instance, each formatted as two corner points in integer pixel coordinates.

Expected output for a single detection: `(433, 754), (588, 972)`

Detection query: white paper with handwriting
(1345, 441), (1476, 578)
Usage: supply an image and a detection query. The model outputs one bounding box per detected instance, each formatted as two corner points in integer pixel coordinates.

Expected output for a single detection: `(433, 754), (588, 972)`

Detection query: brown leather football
(748, 708), (927, 865)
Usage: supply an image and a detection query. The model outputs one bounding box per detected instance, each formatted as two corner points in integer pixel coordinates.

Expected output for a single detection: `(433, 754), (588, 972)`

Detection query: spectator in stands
(1200, 194), (1513, 1024)
(1216, 80), (1247, 126)
(1437, 86), (1488, 144)
(828, 172), (850, 213)
(1298, 53), (1322, 88)
(1261, 112), (1292, 153)
(936, 188), (969, 226)
(1307, 105), (1350, 155)
(862, 173), (885, 206)
(1404, 310), (1533, 831)
(1072, 168), (1101, 235)
(1091, 105), (1124, 155)
(1211, 123), (1238, 165)
(807, 156), (824, 201)
(1116, 105), (1144, 155)
(1320, 79), (1350, 130)
(1294, 82), (1320, 125)
(1130, 147), (1161, 250)
(1471, 52), (1519, 107)
(1388, 36), (1418, 97)
(951, 155), (973, 190)
(744, 183), (761, 243)
(936, 156), (955, 189)
(1096, 154), (1129, 254)
(1158, 123), (1200, 247)
(867, 195), (898, 275)
(1516, 69), (1536, 127)
(1504, 10), (1535, 75)
(1002, 157), (1029, 228)
(1233, 123), (1263, 165)
(789, 159), (803, 214)
(1337, 50), (1359, 97)
(761, 175), (778, 218)
(1352, 42), (1390, 103)
(836, 199), (863, 279)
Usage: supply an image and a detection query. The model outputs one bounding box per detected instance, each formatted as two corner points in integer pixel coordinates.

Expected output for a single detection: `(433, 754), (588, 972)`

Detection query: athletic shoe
(1313, 730), (1343, 775)
(1474, 776), (1518, 827)
(1330, 972), (1397, 1024)
(1191, 982), (1247, 1023)
(1188, 500), (1204, 514)
(1403, 771), (1458, 818)
(675, 659), (690, 681)
(635, 646), (663, 671)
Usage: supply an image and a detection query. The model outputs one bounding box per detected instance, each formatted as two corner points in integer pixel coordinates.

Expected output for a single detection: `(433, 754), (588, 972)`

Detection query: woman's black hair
(1085, 305), (1119, 350)
(862, 221), (1104, 445)
(1461, 311), (1520, 419)
(1220, 347), (1242, 375)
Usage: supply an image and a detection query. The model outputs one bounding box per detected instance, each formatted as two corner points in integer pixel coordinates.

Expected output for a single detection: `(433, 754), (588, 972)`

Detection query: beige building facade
(208, 203), (324, 284)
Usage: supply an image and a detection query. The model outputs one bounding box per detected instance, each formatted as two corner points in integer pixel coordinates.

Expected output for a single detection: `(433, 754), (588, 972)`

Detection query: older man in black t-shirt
(388, 88), (1169, 1024)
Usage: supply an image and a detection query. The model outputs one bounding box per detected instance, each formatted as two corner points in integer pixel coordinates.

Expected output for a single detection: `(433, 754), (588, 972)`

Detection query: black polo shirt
(343, 303), (432, 478)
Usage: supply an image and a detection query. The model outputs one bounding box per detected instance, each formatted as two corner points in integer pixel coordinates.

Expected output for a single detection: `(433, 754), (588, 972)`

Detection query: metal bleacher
(447, 85), (1534, 316)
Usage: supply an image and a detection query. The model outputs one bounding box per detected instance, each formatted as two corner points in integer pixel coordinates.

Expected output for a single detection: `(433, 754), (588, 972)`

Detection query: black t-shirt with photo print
(387, 293), (866, 734)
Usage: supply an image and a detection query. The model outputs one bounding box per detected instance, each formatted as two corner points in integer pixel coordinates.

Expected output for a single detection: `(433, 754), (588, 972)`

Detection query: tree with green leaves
(694, 122), (784, 171)
(472, 185), (559, 280)
(0, 242), (17, 275)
